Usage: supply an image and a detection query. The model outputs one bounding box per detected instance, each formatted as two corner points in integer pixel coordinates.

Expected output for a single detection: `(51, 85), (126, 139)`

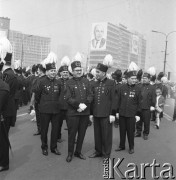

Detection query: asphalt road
(0, 98), (176, 180)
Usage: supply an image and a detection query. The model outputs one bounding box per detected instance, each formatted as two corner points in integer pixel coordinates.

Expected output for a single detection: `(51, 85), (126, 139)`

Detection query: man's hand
(116, 113), (119, 119)
(79, 103), (87, 111)
(77, 108), (83, 113)
(109, 115), (115, 123)
(89, 115), (94, 122)
(135, 116), (140, 122)
(150, 106), (155, 111)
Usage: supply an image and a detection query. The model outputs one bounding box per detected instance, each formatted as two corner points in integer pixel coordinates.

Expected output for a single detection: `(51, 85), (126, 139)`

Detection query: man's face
(72, 67), (82, 78)
(94, 25), (104, 41)
(122, 77), (127, 84)
(96, 69), (105, 80)
(127, 76), (137, 85)
(60, 71), (69, 79)
(142, 77), (150, 84)
(47, 69), (57, 79)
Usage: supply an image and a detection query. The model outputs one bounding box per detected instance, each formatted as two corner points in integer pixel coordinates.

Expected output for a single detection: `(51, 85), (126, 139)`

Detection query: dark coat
(116, 83), (141, 117)
(140, 83), (156, 110)
(35, 76), (61, 114)
(2, 68), (19, 119)
(59, 78), (69, 110)
(91, 77), (116, 117)
(66, 77), (93, 116)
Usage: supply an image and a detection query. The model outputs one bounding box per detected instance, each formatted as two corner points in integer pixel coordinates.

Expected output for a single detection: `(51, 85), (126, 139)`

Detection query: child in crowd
(155, 88), (165, 129)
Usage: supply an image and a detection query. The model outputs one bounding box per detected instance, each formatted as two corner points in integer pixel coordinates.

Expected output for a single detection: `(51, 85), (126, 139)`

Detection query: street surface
(0, 98), (176, 180)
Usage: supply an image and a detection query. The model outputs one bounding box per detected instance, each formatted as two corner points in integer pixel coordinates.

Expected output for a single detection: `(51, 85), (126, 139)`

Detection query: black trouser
(4, 116), (16, 134)
(173, 99), (176, 120)
(40, 113), (60, 150)
(136, 109), (151, 135)
(67, 115), (89, 156)
(57, 110), (67, 139)
(34, 103), (41, 133)
(119, 116), (135, 149)
(15, 99), (19, 110)
(0, 121), (9, 167)
(94, 117), (113, 158)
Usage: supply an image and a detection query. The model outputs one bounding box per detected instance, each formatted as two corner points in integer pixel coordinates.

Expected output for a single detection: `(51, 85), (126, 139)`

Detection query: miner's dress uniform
(0, 79), (10, 169)
(58, 78), (69, 140)
(91, 77), (116, 158)
(3, 68), (19, 134)
(32, 75), (46, 134)
(35, 76), (61, 151)
(117, 83), (141, 150)
(136, 83), (156, 136)
(66, 77), (93, 156)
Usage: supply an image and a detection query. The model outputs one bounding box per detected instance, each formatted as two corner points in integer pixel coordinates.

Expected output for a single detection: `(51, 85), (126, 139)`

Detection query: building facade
(89, 22), (146, 72)
(9, 30), (51, 67)
(0, 17), (51, 67)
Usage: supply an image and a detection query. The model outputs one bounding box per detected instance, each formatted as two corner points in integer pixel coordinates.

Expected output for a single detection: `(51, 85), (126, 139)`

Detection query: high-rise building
(89, 22), (146, 72)
(0, 17), (51, 67)
(9, 30), (51, 67)
(0, 17), (10, 37)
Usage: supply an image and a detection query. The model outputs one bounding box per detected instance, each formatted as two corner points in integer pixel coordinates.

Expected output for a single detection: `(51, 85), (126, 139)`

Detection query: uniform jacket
(14, 74), (24, 100)
(91, 77), (116, 118)
(66, 77), (93, 116)
(35, 76), (61, 114)
(0, 79), (9, 116)
(59, 78), (69, 110)
(2, 68), (19, 118)
(140, 83), (156, 110)
(116, 83), (141, 117)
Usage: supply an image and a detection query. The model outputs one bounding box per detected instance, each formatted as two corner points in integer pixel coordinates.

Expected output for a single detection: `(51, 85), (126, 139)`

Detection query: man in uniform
(89, 54), (116, 159)
(0, 42), (10, 172)
(35, 52), (62, 156)
(32, 62), (46, 135)
(0, 37), (19, 134)
(65, 53), (93, 162)
(115, 62), (141, 154)
(57, 56), (70, 142)
(135, 72), (156, 140)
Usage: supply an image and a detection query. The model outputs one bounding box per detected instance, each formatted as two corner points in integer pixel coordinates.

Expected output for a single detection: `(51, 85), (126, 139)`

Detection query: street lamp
(151, 30), (176, 73)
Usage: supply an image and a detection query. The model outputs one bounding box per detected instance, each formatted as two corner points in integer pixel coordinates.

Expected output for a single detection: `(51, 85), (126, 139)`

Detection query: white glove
(150, 106), (155, 111)
(89, 115), (94, 122)
(109, 115), (115, 123)
(135, 116), (140, 122)
(79, 103), (87, 111)
(116, 113), (119, 119)
(30, 109), (36, 116)
(77, 108), (83, 112)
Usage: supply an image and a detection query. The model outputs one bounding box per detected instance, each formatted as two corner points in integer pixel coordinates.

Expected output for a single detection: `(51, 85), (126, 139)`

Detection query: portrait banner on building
(90, 22), (107, 51)
(131, 35), (139, 55)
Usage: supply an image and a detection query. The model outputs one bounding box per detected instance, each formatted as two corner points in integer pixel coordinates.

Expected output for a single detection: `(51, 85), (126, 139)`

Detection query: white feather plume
(45, 52), (57, 64)
(128, 61), (139, 71)
(14, 59), (21, 69)
(40, 58), (47, 68)
(0, 37), (12, 64)
(68, 65), (72, 74)
(103, 54), (113, 67)
(161, 76), (167, 83)
(147, 67), (156, 76)
(73, 52), (82, 62)
(61, 56), (70, 66)
(90, 68), (96, 77)
(26, 66), (30, 72)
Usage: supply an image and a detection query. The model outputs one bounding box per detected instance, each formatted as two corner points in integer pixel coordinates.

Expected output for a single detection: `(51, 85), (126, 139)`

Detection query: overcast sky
(0, 0), (176, 73)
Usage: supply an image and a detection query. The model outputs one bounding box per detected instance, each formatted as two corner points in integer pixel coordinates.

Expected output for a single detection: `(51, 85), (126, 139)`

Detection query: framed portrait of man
(90, 22), (107, 51)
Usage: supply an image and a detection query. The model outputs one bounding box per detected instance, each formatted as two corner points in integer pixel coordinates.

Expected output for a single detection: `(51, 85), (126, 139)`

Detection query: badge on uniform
(54, 85), (59, 92)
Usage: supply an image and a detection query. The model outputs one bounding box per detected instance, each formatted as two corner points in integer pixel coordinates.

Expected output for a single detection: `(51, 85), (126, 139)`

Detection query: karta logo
(103, 158), (175, 179)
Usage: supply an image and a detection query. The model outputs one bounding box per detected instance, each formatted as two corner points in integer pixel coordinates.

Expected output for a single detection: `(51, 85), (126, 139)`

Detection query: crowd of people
(0, 36), (175, 172)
